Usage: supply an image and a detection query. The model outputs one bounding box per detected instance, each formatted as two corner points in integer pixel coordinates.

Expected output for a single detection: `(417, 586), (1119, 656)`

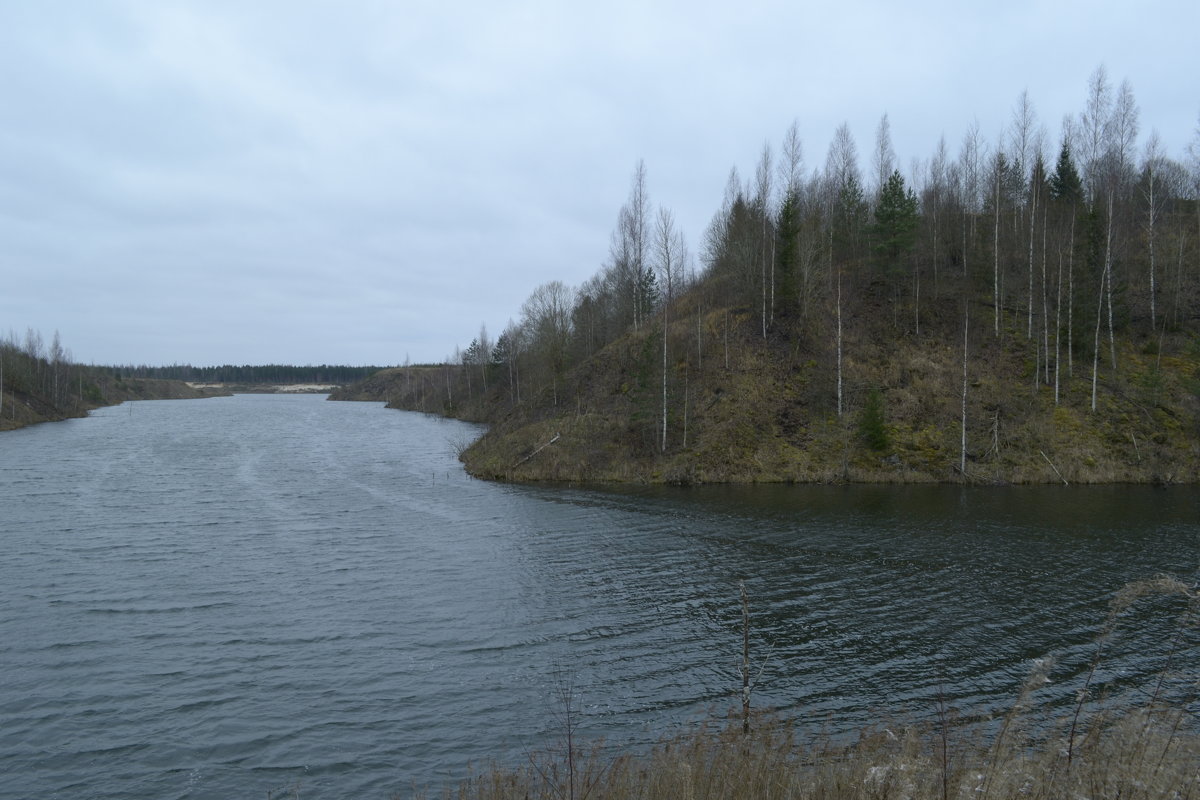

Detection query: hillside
(332, 75), (1200, 485)
(332, 279), (1200, 485)
(1, 367), (229, 432)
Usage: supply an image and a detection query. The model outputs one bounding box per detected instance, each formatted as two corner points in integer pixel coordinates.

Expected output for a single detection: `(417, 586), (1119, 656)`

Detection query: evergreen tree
(774, 186), (802, 317)
(1049, 141), (1084, 204)
(872, 170), (919, 279)
(833, 173), (867, 268)
(858, 388), (890, 451)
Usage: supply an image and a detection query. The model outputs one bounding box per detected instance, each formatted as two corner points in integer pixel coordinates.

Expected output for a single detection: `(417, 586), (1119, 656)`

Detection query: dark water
(1, 394), (1196, 799)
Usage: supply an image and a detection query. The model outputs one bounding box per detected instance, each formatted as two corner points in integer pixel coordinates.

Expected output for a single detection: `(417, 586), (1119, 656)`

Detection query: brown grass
(409, 703), (1198, 800)
(406, 576), (1198, 800)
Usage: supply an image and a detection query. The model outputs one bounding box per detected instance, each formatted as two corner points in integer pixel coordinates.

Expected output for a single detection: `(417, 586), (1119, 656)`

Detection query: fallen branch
(513, 433), (560, 468)
(1040, 450), (1069, 486)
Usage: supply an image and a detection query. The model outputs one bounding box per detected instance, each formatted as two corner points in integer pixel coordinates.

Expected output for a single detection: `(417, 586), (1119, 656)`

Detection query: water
(1, 394), (1196, 799)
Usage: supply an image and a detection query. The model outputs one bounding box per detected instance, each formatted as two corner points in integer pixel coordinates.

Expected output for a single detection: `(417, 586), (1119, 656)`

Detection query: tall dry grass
(415, 705), (1197, 800)
(405, 576), (1197, 800)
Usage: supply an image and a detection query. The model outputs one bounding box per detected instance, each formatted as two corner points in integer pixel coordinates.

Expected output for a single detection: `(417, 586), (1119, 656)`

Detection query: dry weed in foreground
(414, 706), (1198, 800)
(409, 576), (1198, 800)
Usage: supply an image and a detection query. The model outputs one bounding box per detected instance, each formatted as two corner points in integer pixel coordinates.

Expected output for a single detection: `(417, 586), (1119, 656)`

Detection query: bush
(858, 387), (889, 451)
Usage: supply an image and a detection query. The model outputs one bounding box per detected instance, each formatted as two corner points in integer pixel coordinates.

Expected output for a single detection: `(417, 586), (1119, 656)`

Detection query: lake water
(1, 394), (1196, 799)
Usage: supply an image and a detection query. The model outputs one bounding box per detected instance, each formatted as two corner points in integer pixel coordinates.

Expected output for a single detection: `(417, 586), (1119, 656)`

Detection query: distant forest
(1, 326), (385, 430)
(108, 363), (385, 385)
(1, 328), (96, 423)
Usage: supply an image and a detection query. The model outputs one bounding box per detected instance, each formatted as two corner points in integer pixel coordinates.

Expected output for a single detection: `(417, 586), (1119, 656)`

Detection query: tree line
(109, 363), (385, 385)
(1, 326), (388, 430)
(0, 328), (99, 424)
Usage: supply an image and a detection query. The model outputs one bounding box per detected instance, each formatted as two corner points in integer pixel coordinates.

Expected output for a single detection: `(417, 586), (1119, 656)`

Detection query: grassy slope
(336, 284), (1200, 485)
(0, 376), (229, 432)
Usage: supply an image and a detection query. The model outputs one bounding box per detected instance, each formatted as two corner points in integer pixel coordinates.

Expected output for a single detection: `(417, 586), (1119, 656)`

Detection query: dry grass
(407, 577), (1198, 800)
(410, 704), (1199, 800)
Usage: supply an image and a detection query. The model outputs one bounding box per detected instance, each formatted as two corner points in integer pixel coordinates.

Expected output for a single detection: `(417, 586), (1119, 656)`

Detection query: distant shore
(0, 378), (232, 433)
(186, 382), (339, 394)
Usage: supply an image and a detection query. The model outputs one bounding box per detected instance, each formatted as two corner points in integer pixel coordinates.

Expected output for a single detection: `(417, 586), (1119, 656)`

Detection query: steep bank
(332, 288), (1200, 485)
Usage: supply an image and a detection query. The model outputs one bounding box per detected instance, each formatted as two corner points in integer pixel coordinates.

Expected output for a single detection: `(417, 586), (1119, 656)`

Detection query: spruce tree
(774, 187), (802, 318)
(858, 388), (890, 451)
(872, 170), (919, 281)
(1049, 141), (1084, 204)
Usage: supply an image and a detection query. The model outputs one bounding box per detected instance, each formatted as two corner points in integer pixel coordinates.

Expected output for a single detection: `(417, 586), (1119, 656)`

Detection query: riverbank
(186, 382), (339, 394)
(331, 317), (1200, 485)
(0, 376), (229, 432)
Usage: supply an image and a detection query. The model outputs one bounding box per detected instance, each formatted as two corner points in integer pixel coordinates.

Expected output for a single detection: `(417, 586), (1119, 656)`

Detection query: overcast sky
(2, 1), (1197, 367)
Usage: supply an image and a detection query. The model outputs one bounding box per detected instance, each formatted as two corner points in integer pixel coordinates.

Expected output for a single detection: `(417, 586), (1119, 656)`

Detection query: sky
(2, 1), (1197, 367)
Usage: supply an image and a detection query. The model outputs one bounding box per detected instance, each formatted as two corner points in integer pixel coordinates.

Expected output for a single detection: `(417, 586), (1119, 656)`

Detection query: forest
(341, 66), (1200, 484)
(108, 363), (385, 386)
(0, 328), (98, 430)
(0, 330), (381, 430)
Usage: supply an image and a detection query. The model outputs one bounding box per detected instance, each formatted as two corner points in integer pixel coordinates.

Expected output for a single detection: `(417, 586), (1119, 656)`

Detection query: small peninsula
(334, 86), (1200, 486)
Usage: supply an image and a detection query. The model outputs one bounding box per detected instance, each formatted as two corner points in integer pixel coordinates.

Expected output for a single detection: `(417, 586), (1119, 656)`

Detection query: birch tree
(754, 142), (775, 335)
(961, 301), (969, 475)
(957, 121), (985, 278)
(780, 119), (804, 196)
(826, 122), (866, 274)
(608, 161), (651, 334)
(1009, 90), (1043, 339)
(521, 281), (574, 406)
(1079, 65), (1113, 205)
(655, 206), (687, 452)
(872, 113), (897, 203)
(990, 150), (1006, 336)
(925, 135), (950, 294)
(49, 330), (64, 408)
(1050, 136), (1083, 377)
(1141, 131), (1167, 332)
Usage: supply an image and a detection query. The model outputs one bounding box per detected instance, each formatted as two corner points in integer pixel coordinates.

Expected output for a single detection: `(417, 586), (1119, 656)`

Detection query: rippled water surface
(1, 394), (1197, 799)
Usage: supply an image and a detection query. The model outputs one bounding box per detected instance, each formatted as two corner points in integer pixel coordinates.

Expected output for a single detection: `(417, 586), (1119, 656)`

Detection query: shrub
(858, 388), (890, 451)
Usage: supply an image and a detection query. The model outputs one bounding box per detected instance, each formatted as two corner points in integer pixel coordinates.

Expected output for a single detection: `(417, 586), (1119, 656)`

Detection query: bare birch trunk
(682, 366), (688, 450)
(1055, 250), (1063, 405)
(994, 176), (1001, 337)
(914, 261), (920, 337)
(760, 209), (768, 339)
(769, 236), (776, 326)
(661, 320), (668, 453)
(1028, 188), (1037, 339)
(1147, 174), (1157, 332)
(1091, 256), (1107, 412)
(1067, 211), (1076, 377)
(961, 210), (968, 278)
(836, 268), (844, 418)
(961, 301), (969, 476)
(1104, 193), (1117, 371)
(1042, 206), (1050, 386)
